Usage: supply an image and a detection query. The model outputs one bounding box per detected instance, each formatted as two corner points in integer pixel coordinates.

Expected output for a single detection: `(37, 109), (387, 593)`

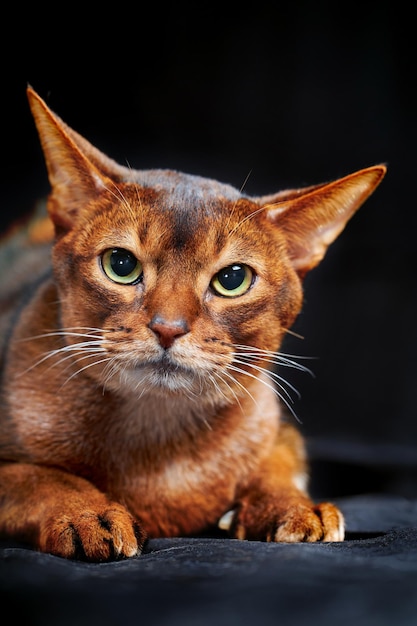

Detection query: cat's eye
(211, 264), (254, 297)
(101, 248), (143, 284)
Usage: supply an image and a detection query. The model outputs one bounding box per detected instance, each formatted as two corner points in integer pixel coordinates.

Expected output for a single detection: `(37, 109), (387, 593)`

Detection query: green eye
(101, 248), (143, 284)
(211, 264), (253, 297)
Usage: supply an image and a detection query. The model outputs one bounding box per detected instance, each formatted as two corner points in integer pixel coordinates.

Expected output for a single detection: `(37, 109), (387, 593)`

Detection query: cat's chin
(109, 360), (207, 398)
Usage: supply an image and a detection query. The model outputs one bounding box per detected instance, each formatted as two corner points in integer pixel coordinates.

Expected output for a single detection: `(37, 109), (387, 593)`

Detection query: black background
(2, 3), (416, 494)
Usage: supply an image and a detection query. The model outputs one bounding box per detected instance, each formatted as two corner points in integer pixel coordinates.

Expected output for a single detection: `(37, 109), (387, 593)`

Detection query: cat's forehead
(132, 169), (243, 202)
(126, 169), (260, 250)
(88, 168), (270, 258)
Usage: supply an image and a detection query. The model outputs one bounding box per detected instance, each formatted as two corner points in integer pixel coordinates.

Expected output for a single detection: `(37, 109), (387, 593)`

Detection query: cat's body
(0, 88), (386, 561)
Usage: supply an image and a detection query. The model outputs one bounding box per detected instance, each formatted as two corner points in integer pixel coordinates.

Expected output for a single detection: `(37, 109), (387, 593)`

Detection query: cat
(0, 86), (386, 562)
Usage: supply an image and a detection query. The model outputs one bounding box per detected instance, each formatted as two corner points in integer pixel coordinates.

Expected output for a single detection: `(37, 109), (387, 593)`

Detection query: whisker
(58, 349), (106, 371)
(100, 358), (124, 393)
(135, 372), (154, 398)
(227, 364), (276, 409)
(227, 362), (301, 423)
(44, 349), (104, 377)
(233, 344), (315, 376)
(239, 170), (253, 194)
(224, 170), (252, 235)
(106, 181), (139, 224)
(233, 358), (300, 402)
(17, 327), (108, 342)
(62, 356), (113, 386)
(227, 205), (269, 238)
(223, 368), (260, 409)
(209, 370), (243, 407)
(282, 327), (305, 340)
(19, 340), (106, 376)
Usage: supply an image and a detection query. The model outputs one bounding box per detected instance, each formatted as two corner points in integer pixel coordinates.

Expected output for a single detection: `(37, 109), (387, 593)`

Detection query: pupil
(110, 250), (137, 277)
(219, 265), (245, 290)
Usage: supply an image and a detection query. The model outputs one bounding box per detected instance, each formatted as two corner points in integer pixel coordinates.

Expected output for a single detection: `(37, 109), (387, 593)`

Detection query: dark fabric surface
(2, 492), (417, 626)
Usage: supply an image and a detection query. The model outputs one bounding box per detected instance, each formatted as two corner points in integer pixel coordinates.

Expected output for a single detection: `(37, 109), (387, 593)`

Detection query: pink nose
(148, 316), (189, 349)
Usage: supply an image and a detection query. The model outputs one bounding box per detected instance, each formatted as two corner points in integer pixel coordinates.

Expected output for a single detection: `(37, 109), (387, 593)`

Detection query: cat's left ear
(259, 165), (386, 278)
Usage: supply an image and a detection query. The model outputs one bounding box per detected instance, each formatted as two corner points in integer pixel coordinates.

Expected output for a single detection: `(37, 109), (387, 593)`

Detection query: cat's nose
(148, 316), (190, 349)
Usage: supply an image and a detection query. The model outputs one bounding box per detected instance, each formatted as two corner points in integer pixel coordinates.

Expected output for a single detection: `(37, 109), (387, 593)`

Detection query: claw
(218, 509), (236, 531)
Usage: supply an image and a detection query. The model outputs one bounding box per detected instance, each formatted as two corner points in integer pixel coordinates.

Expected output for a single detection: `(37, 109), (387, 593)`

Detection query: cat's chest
(103, 391), (280, 534)
(110, 429), (271, 536)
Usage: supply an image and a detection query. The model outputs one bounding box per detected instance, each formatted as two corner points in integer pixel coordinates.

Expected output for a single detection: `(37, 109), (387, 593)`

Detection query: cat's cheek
(273, 273), (303, 331)
(70, 278), (145, 330)
(210, 296), (275, 347)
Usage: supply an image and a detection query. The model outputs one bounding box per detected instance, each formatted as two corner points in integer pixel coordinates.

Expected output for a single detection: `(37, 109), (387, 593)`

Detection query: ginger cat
(0, 87), (386, 561)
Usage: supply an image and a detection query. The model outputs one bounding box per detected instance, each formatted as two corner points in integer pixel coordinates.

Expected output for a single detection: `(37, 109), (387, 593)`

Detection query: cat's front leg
(219, 423), (345, 543)
(0, 463), (146, 561)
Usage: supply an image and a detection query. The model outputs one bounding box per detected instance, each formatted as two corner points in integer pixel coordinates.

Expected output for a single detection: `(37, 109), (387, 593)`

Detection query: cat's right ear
(27, 86), (116, 234)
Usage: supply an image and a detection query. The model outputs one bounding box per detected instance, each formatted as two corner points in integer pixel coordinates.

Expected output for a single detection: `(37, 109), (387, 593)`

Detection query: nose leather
(148, 316), (189, 349)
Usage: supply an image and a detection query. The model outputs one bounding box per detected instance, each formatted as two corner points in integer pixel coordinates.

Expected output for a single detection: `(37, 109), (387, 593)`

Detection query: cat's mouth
(123, 353), (200, 393)
(149, 352), (191, 372)
(150, 357), (192, 378)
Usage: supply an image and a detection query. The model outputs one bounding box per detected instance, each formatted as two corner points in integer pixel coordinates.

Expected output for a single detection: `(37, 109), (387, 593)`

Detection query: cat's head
(27, 86), (386, 409)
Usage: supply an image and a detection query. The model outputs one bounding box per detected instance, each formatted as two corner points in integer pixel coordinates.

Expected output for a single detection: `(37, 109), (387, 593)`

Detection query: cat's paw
(219, 500), (344, 543)
(272, 502), (345, 542)
(39, 502), (146, 561)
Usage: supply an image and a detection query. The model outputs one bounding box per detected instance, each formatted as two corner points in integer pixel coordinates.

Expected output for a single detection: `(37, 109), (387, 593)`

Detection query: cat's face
(52, 177), (302, 403)
(26, 86), (385, 408)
